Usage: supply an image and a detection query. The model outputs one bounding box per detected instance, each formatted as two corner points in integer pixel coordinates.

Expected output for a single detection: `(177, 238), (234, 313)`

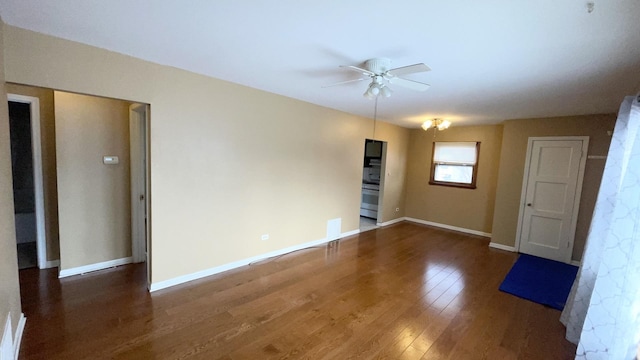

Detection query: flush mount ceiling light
(422, 118), (451, 131)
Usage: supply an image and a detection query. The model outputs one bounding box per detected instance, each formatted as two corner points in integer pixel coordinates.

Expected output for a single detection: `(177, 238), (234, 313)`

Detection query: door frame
(8, 94), (48, 269)
(514, 136), (589, 263)
(376, 141), (387, 224)
(129, 104), (149, 266)
(360, 139), (387, 227)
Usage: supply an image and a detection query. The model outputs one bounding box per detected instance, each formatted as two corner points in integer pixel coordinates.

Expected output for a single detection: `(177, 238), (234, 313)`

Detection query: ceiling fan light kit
(364, 76), (392, 99)
(328, 57), (431, 99)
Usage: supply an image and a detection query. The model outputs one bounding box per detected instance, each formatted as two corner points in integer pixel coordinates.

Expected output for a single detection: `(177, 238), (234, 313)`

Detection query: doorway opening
(8, 95), (47, 270)
(129, 103), (151, 287)
(8, 86), (152, 292)
(360, 139), (386, 233)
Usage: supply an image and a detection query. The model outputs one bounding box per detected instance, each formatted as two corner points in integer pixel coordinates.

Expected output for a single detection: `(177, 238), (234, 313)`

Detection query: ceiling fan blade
(322, 78), (369, 88)
(387, 63), (431, 77)
(340, 65), (375, 76)
(388, 77), (431, 91)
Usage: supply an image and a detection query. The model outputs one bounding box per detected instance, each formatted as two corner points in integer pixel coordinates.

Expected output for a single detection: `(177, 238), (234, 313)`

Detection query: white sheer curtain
(560, 95), (640, 359)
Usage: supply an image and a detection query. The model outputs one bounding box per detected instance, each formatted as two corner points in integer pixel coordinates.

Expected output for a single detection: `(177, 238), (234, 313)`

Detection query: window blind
(433, 142), (477, 164)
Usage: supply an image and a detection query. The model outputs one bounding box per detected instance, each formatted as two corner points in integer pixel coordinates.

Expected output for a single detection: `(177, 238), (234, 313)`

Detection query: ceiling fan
(325, 58), (431, 99)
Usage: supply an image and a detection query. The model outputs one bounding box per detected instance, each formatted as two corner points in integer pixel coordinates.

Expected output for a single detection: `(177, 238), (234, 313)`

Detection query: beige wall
(3, 25), (410, 284)
(0, 18), (23, 345)
(5, 83), (60, 261)
(491, 114), (616, 261)
(404, 125), (504, 234)
(374, 121), (411, 222)
(54, 91), (132, 270)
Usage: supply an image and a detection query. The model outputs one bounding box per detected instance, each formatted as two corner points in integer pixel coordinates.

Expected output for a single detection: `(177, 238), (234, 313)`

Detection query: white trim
(8, 94), (47, 270)
(143, 104), (151, 289)
(2, 313), (26, 360)
(568, 140), (589, 264)
(150, 230), (357, 292)
(489, 242), (517, 252)
(45, 259), (60, 268)
(487, 243), (581, 263)
(376, 217), (405, 227)
(1, 315), (12, 360)
(375, 140), (388, 224)
(58, 257), (133, 278)
(12, 314), (25, 360)
(514, 136), (589, 264)
(340, 229), (360, 238)
(129, 104), (147, 264)
(571, 260), (581, 267)
(404, 217), (492, 237)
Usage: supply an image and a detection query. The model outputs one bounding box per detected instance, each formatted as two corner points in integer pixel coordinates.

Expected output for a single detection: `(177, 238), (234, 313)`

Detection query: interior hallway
(18, 222), (576, 359)
(16, 241), (36, 269)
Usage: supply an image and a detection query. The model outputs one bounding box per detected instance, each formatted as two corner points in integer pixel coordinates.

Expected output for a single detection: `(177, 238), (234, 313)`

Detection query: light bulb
(421, 120), (433, 131)
(380, 86), (392, 98)
(437, 120), (451, 130)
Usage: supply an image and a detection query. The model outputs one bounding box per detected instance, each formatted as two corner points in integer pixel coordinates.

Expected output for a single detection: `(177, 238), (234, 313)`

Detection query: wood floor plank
(17, 222), (577, 359)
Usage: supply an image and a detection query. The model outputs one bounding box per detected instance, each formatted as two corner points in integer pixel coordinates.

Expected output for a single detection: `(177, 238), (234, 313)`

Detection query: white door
(517, 137), (588, 263)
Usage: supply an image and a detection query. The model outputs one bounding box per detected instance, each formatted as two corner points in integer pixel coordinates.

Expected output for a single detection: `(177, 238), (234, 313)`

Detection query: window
(429, 141), (480, 189)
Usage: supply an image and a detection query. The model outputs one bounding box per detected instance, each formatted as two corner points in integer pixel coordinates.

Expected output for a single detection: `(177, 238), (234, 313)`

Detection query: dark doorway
(9, 101), (37, 269)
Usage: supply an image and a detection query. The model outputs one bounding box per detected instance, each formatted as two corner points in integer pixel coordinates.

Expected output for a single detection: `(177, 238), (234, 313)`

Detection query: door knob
(527, 203), (532, 207)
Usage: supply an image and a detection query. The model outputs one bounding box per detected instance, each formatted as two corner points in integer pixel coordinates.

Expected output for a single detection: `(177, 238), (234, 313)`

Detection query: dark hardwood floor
(18, 222), (576, 359)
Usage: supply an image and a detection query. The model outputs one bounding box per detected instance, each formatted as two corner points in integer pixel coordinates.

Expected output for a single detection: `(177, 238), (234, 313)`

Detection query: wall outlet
(261, 234), (269, 241)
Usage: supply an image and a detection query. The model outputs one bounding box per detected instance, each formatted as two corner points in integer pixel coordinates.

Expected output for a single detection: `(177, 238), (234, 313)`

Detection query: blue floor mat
(499, 254), (578, 310)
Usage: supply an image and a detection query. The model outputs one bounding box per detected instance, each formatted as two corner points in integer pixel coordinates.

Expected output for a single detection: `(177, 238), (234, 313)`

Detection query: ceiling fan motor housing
(365, 58), (391, 74)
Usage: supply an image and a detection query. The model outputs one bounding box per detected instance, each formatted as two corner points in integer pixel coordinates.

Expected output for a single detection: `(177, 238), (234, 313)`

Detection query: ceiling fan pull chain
(372, 96), (378, 140)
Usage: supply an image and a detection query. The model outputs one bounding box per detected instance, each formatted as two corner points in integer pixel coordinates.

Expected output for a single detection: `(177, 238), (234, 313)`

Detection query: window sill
(429, 180), (477, 189)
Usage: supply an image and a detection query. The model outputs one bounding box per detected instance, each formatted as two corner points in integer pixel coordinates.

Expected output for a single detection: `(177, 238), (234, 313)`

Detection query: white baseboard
(376, 217), (406, 227)
(486, 244), (582, 264)
(59, 257), (133, 278)
(150, 230), (357, 292)
(489, 242), (517, 252)
(2, 313), (26, 360)
(44, 259), (60, 269)
(13, 314), (25, 360)
(404, 217), (492, 238)
(340, 229), (360, 238)
(1, 315), (12, 360)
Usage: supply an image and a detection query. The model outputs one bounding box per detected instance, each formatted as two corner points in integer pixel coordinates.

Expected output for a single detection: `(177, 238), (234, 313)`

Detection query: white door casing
(515, 137), (589, 263)
(129, 104), (147, 264)
(8, 94), (49, 269)
(377, 141), (387, 224)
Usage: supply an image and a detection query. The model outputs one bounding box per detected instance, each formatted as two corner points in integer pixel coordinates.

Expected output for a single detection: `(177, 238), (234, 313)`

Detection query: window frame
(429, 141), (481, 189)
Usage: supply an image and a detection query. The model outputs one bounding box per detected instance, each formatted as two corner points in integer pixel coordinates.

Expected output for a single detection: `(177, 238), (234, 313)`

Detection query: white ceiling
(1, 1), (640, 128)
